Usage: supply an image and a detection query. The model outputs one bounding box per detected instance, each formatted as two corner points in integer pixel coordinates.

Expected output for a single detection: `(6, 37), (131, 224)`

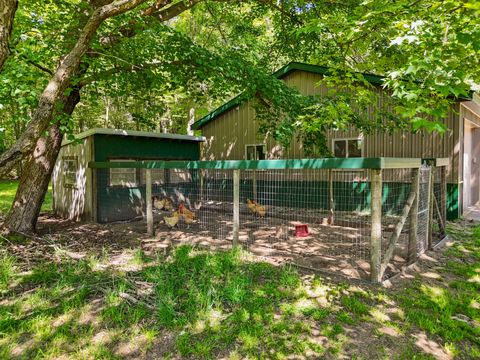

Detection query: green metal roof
(61, 128), (205, 146)
(191, 61), (474, 130)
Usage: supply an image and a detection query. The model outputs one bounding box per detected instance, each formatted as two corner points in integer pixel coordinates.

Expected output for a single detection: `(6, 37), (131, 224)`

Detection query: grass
(0, 223), (479, 358)
(0, 180), (52, 214)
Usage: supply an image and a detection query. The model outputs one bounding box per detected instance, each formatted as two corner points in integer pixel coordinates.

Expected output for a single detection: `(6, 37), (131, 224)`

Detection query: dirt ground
(4, 206), (440, 282)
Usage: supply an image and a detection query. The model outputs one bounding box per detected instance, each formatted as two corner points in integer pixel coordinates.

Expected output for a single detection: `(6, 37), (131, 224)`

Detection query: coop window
(333, 138), (363, 158)
(63, 157), (78, 187)
(109, 160), (137, 187)
(169, 169), (192, 183)
(245, 144), (266, 160)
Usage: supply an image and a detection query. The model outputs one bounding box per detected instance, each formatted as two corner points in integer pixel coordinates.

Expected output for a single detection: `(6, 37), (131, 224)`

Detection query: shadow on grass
(1, 224), (479, 359)
(0, 246), (340, 359)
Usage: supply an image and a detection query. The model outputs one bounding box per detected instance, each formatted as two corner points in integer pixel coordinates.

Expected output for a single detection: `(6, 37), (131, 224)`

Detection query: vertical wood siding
(52, 137), (94, 221)
(200, 70), (461, 184)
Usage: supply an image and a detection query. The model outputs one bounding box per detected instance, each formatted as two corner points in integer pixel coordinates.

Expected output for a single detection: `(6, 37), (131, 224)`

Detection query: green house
(52, 128), (204, 223)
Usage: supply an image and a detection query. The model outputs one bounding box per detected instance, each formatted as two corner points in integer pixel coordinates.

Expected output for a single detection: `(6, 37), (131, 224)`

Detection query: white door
(463, 120), (480, 209)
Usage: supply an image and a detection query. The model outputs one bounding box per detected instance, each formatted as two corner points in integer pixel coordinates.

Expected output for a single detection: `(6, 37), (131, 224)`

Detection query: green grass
(0, 180), (52, 214)
(0, 224), (479, 358)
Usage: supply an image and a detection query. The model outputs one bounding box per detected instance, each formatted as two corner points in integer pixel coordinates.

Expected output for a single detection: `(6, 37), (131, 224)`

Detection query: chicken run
(91, 159), (448, 282)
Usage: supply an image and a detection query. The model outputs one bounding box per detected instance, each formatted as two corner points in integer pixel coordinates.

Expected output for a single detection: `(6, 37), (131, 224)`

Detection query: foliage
(0, 180), (51, 214)
(0, 0), (479, 159)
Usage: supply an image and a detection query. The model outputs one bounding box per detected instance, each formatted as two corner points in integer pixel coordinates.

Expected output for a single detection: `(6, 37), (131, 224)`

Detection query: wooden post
(252, 170), (257, 200)
(370, 169), (382, 283)
(328, 169), (335, 224)
(440, 166), (447, 230)
(233, 169), (240, 247)
(427, 167), (434, 249)
(200, 169), (205, 201)
(408, 168), (420, 264)
(146, 169), (154, 236)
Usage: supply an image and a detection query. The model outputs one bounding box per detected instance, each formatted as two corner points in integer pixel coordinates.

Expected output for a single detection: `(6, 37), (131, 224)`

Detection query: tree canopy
(0, 0), (478, 232)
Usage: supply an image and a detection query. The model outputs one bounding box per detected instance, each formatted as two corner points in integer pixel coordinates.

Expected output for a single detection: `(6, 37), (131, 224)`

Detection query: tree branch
(0, 0), (18, 72)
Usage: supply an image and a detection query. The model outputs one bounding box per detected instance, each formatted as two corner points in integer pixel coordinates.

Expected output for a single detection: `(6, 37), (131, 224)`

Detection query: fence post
(328, 169), (335, 224)
(370, 169), (382, 283)
(427, 166), (434, 249)
(146, 169), (154, 237)
(440, 166), (447, 229)
(408, 168), (420, 263)
(233, 169), (240, 247)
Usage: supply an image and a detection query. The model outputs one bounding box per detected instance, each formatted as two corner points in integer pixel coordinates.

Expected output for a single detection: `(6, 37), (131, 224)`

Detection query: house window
(63, 157), (78, 187)
(109, 159), (138, 187)
(333, 138), (363, 158)
(245, 144), (266, 160)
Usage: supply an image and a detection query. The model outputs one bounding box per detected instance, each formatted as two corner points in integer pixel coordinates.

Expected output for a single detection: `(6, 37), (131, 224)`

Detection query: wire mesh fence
(92, 159), (447, 282)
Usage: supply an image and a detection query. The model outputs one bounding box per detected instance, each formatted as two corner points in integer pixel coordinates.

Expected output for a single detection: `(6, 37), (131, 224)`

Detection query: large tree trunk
(0, 0), (148, 177)
(1, 88), (81, 234)
(0, 0), (18, 72)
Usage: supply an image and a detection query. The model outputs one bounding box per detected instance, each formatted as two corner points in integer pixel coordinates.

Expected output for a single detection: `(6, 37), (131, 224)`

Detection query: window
(333, 138), (363, 158)
(140, 168), (165, 185)
(109, 159), (138, 187)
(169, 169), (192, 183)
(63, 157), (78, 187)
(245, 144), (266, 160)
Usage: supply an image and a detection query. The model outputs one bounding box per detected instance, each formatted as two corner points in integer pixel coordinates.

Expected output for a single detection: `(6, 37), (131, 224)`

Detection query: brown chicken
(178, 203), (196, 225)
(247, 199), (266, 217)
(164, 211), (180, 228)
(178, 203), (196, 219)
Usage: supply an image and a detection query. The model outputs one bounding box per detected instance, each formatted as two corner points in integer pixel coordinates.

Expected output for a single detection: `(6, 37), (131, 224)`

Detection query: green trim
(89, 157), (424, 170)
(447, 183), (459, 220)
(191, 62), (473, 130)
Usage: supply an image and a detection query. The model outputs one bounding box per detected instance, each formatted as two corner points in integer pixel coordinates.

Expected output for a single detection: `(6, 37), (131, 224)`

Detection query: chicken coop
(89, 157), (448, 282)
(52, 128), (204, 222)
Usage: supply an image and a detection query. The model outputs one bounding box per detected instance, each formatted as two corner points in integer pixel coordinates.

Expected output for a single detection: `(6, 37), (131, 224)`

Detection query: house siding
(199, 69), (463, 218)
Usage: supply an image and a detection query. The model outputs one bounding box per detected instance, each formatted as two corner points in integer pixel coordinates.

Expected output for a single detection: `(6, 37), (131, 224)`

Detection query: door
(463, 120), (480, 208)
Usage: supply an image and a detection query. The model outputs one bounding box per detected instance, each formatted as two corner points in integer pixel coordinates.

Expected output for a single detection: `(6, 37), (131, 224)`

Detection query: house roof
(61, 128), (205, 146)
(191, 61), (474, 130)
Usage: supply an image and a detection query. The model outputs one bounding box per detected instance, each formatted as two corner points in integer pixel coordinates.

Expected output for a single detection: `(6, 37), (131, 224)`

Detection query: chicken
(164, 211), (180, 228)
(163, 198), (174, 211)
(153, 197), (173, 211)
(246, 199), (266, 217)
(247, 199), (257, 214)
(182, 212), (196, 225)
(178, 203), (196, 219)
(153, 197), (164, 210)
(255, 202), (266, 217)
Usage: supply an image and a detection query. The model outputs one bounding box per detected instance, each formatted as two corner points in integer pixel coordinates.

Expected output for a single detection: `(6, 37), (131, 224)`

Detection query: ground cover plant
(0, 217), (479, 359)
(0, 181), (51, 215)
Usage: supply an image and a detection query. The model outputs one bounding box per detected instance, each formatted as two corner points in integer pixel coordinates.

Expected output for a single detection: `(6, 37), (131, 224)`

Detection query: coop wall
(53, 136), (94, 221)
(200, 69), (462, 218)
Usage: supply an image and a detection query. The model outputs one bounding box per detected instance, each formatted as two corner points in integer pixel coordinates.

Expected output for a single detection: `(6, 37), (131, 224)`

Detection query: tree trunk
(0, 0), (18, 72)
(1, 88), (81, 234)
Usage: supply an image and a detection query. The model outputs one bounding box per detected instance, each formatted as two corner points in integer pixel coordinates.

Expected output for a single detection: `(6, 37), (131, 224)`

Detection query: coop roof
(191, 62), (474, 130)
(61, 128), (205, 146)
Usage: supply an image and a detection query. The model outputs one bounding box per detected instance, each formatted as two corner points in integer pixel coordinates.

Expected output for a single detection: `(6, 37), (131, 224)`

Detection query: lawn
(0, 180), (52, 214)
(0, 222), (479, 359)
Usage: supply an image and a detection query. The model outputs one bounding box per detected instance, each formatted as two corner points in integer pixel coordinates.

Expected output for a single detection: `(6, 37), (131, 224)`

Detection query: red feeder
(294, 224), (309, 237)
